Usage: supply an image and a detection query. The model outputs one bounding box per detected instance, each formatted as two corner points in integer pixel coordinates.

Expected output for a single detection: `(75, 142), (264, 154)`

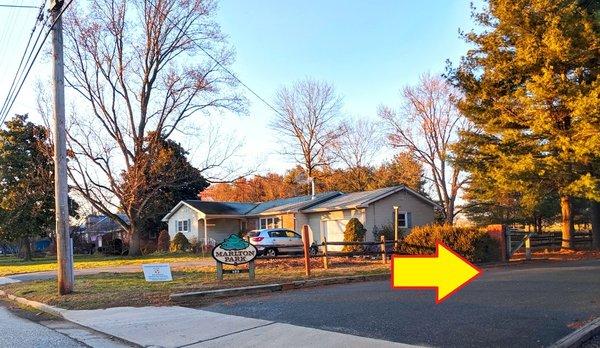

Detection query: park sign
(212, 234), (258, 266)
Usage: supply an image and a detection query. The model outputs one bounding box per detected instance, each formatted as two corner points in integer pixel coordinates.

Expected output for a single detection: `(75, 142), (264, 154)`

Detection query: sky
(0, 0), (479, 176)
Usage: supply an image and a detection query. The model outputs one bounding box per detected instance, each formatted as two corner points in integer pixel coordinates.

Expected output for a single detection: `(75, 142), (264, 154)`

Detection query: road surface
(0, 305), (85, 348)
(202, 259), (600, 347)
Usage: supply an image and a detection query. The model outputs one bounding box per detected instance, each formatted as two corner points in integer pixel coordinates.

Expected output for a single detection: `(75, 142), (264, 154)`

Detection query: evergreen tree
(449, 0), (600, 248)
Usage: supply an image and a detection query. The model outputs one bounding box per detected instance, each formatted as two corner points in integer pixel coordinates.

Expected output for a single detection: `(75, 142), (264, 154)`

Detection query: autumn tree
(204, 154), (425, 201)
(202, 172), (303, 202)
(448, 0), (600, 249)
(271, 78), (345, 194)
(373, 152), (425, 193)
(63, 0), (243, 255)
(380, 74), (469, 224)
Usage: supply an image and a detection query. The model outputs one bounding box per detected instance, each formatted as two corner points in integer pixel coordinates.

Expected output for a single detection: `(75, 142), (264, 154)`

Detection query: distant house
(161, 186), (440, 248)
(82, 214), (129, 248)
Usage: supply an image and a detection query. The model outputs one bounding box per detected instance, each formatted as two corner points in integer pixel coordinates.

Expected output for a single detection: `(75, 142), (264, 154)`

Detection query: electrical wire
(146, 0), (285, 118)
(0, 0), (74, 124)
(0, 1), (47, 120)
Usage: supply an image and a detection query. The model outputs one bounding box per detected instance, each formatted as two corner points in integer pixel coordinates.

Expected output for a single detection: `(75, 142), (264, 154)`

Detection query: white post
(51, 0), (73, 295)
(525, 235), (531, 261)
(393, 206), (399, 250)
(204, 218), (208, 246)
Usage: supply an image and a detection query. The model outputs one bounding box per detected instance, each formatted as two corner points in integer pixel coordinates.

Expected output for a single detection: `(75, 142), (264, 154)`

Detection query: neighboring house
(161, 186), (440, 249)
(81, 214), (128, 248)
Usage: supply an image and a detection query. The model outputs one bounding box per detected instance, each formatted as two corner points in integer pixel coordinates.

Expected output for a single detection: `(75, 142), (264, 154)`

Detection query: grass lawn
(0, 253), (209, 277)
(0, 258), (390, 310)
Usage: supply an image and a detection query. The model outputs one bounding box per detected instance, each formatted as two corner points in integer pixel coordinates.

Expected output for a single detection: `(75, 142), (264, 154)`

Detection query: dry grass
(0, 253), (209, 276)
(0, 258), (389, 310)
(511, 248), (600, 261)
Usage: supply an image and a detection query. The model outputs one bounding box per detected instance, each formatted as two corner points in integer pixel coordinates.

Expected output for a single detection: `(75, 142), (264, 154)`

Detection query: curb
(170, 273), (390, 301)
(0, 289), (65, 317)
(0, 289), (141, 347)
(550, 317), (600, 348)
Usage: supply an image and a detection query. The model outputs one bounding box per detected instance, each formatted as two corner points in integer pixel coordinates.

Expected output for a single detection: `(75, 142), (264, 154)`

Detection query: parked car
(247, 229), (317, 257)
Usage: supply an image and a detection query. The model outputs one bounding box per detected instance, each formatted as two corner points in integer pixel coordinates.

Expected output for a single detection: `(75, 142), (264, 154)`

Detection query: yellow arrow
(391, 242), (482, 304)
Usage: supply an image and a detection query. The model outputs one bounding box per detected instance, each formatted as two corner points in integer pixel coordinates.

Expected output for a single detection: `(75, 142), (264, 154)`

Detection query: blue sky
(210, 0), (478, 172)
(0, 0), (479, 174)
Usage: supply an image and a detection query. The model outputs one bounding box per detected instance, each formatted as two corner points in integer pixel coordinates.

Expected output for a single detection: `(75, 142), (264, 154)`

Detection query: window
(268, 230), (287, 238)
(260, 216), (281, 229)
(396, 212), (411, 228)
(285, 231), (301, 239)
(177, 219), (190, 232)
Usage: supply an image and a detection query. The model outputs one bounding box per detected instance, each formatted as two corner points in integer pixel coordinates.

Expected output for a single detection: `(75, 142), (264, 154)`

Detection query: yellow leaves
(563, 174), (600, 201)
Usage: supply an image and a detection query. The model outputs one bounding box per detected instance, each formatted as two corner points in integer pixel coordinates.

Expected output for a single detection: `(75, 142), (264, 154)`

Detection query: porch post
(204, 218), (208, 246)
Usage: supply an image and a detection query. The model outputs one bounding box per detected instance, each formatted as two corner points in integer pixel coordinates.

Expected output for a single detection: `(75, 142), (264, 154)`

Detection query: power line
(0, 0), (74, 124)
(0, 4), (39, 9)
(146, 0), (285, 118)
(0, 1), (45, 121)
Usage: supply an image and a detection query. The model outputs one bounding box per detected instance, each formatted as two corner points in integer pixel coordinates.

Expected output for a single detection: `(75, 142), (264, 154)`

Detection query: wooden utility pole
(51, 0), (74, 295)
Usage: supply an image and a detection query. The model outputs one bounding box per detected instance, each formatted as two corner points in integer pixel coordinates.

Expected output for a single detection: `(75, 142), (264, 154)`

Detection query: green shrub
(372, 224), (395, 241)
(402, 225), (500, 263)
(157, 230), (170, 252)
(343, 218), (367, 252)
(170, 232), (190, 252)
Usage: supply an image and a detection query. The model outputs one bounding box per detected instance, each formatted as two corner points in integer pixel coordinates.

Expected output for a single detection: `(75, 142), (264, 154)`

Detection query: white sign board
(212, 234), (258, 266)
(142, 264), (173, 282)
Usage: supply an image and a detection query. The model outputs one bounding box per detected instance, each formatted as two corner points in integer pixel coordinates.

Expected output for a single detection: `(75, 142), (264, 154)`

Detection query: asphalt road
(203, 260), (600, 347)
(0, 306), (85, 348)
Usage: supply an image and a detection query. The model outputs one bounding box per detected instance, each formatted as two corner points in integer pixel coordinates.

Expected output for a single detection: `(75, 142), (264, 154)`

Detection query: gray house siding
(366, 190), (435, 239)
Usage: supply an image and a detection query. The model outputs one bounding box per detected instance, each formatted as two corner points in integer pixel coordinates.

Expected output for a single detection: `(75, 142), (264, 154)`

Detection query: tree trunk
(591, 200), (600, 250)
(20, 236), (32, 261)
(445, 200), (454, 225)
(560, 196), (573, 250)
(128, 224), (141, 256)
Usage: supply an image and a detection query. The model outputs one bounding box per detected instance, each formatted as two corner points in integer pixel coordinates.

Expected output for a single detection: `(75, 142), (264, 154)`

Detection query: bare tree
(63, 0), (244, 255)
(380, 73), (469, 224)
(333, 117), (383, 169)
(271, 78), (344, 193)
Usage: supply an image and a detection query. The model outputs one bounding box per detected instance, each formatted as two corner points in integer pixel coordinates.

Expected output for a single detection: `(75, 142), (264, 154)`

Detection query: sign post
(212, 234), (258, 281)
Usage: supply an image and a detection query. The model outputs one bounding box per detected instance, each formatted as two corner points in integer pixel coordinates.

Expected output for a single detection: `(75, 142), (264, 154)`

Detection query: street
(0, 304), (84, 348)
(202, 259), (600, 347)
(0, 301), (133, 348)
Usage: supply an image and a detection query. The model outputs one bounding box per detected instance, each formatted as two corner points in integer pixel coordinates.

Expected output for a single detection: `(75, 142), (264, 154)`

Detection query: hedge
(402, 225), (500, 263)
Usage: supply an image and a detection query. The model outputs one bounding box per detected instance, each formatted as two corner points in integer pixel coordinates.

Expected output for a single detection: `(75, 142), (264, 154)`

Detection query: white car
(247, 229), (317, 257)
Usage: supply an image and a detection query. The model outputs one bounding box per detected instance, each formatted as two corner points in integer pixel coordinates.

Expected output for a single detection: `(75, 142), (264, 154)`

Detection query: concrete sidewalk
(62, 306), (419, 348)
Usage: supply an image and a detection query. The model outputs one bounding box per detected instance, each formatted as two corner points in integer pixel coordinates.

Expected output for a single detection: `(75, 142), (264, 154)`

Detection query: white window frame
(177, 219), (190, 232)
(260, 216), (281, 229)
(397, 211), (408, 228)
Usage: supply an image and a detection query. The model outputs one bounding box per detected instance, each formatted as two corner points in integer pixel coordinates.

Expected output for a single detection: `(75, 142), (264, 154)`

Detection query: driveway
(201, 259), (600, 347)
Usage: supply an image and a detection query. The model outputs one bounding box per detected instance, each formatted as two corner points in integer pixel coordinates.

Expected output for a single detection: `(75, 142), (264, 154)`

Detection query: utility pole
(50, 0), (74, 295)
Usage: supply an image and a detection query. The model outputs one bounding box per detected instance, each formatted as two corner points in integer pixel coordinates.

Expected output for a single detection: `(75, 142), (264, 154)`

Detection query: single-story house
(161, 186), (440, 249)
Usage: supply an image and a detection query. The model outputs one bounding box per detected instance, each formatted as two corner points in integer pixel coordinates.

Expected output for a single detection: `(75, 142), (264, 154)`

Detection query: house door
(323, 219), (348, 252)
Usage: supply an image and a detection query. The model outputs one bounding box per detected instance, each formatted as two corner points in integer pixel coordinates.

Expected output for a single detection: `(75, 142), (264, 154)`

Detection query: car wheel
(264, 248), (277, 257)
(309, 246), (318, 256)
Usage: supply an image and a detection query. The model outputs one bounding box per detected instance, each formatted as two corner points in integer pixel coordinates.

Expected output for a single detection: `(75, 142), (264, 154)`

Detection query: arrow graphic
(391, 242), (482, 304)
